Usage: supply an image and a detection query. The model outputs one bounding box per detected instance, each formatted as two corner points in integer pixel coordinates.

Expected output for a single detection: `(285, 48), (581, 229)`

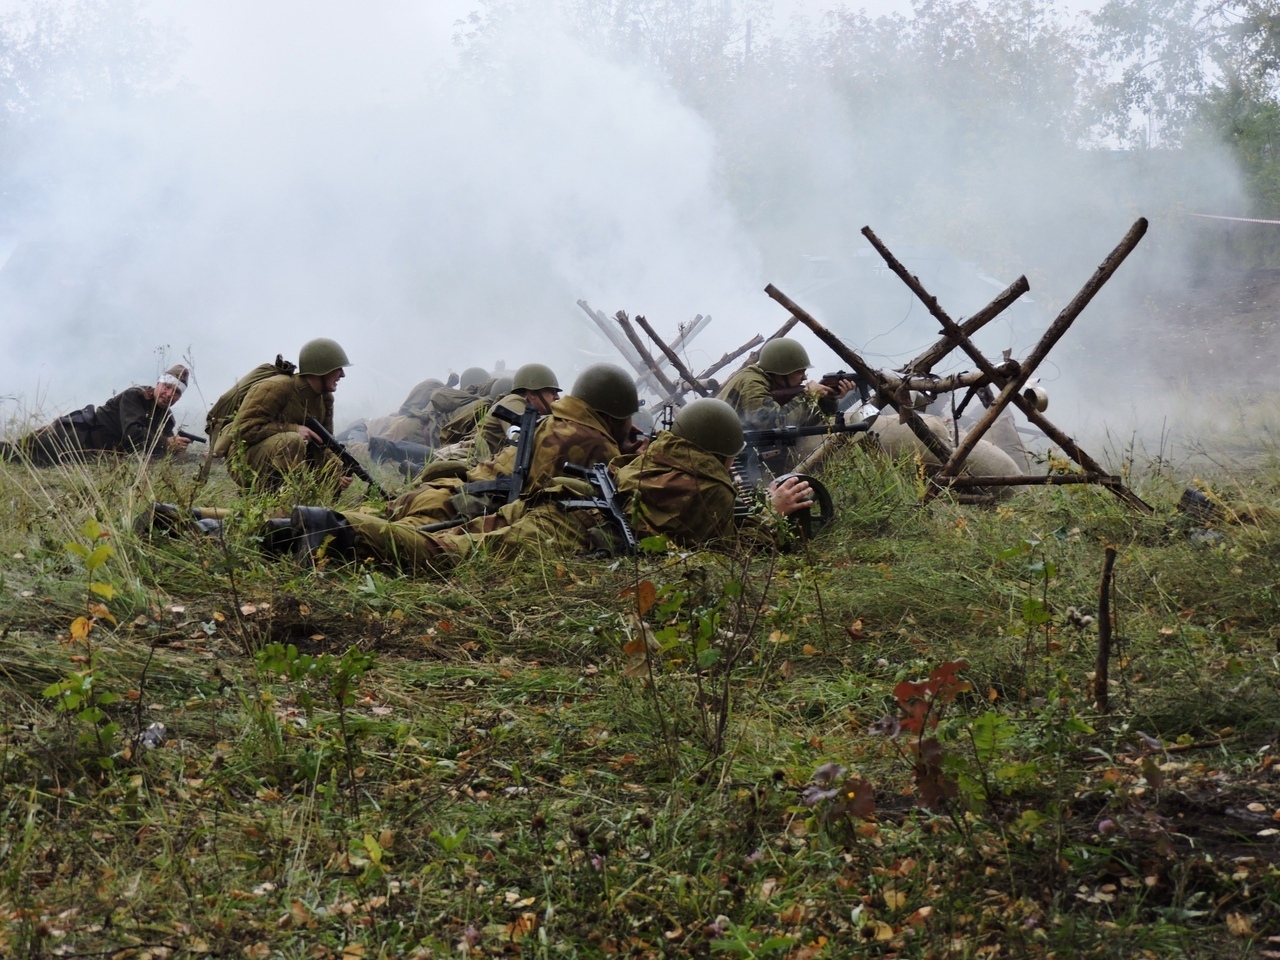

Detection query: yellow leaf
(1226, 912), (1253, 937)
(342, 945), (366, 959)
(70, 616), (92, 640)
(802, 644), (820, 656)
(85, 543), (113, 572)
(882, 887), (906, 910)
(90, 582), (115, 600)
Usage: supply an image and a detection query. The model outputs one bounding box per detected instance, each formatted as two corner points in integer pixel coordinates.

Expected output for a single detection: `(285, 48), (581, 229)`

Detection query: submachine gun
(415, 402), (539, 534)
(304, 416), (390, 500)
(556, 462), (638, 556)
(734, 411), (877, 538)
(454, 402), (539, 506)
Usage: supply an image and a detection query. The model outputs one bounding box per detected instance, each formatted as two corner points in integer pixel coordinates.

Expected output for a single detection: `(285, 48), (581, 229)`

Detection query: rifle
(304, 416), (390, 499)
(177, 429), (207, 444)
(556, 462), (638, 555)
(458, 402), (539, 505)
(770, 370), (869, 406)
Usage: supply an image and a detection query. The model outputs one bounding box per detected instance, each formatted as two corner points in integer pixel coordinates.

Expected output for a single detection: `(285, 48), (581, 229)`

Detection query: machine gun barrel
(741, 413), (874, 448)
(304, 416), (390, 500)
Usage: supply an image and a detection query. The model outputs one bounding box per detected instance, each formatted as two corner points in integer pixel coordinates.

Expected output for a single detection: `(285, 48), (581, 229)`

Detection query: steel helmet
(671, 398), (745, 458)
(488, 376), (514, 399)
(512, 362), (560, 392)
(570, 363), (639, 419)
(759, 338), (811, 376)
(459, 366), (490, 391)
(298, 338), (352, 377)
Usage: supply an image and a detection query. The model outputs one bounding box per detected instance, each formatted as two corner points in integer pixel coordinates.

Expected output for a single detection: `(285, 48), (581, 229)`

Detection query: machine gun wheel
(775, 473), (835, 539)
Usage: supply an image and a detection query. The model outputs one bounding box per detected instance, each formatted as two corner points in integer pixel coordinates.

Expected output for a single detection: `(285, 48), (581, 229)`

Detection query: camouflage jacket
(478, 395), (620, 496)
(717, 363), (835, 431)
(614, 432), (738, 547)
(227, 374), (334, 448)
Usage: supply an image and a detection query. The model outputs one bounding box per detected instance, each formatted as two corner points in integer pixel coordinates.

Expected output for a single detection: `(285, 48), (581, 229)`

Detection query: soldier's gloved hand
(297, 424), (323, 444)
(768, 475), (815, 516)
(167, 435), (192, 454)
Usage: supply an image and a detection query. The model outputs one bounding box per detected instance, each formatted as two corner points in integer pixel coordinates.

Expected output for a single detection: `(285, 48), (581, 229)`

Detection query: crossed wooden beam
(577, 300), (793, 408)
(764, 219), (1153, 512)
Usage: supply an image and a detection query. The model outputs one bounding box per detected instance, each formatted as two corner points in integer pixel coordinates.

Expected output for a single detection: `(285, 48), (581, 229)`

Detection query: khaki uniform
(614, 433), (739, 548)
(719, 363), (839, 474)
(385, 395), (620, 530)
(421, 384), (487, 446)
(718, 363), (837, 431)
(472, 393), (527, 463)
(437, 396), (491, 446)
(225, 374), (339, 489)
(344, 429), (747, 574)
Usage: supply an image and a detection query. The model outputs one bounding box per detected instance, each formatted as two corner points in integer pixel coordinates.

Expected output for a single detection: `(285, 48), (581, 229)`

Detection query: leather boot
(261, 517), (298, 556)
(290, 506), (356, 564)
(194, 518), (224, 536)
(133, 502), (187, 537)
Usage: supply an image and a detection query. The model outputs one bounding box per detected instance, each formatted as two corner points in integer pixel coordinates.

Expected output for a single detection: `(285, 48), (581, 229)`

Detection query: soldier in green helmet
(279, 397), (815, 572)
(717, 337), (857, 474)
(419, 366), (497, 448)
(718, 338), (856, 431)
(437, 375), (516, 451)
(471, 362), (561, 461)
(225, 338), (354, 491)
(284, 363), (643, 565)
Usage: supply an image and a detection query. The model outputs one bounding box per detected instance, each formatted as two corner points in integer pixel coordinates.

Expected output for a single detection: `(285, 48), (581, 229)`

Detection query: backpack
(207, 355), (297, 456)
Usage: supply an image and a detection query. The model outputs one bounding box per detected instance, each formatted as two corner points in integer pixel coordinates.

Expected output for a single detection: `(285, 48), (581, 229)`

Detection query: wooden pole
(860, 226), (1153, 512)
(615, 312), (683, 402)
(1095, 546), (1118, 713)
(763, 284), (957, 465)
(699, 335), (763, 380)
(933, 219), (1148, 482)
(634, 314), (710, 398)
(903, 275), (1031, 376)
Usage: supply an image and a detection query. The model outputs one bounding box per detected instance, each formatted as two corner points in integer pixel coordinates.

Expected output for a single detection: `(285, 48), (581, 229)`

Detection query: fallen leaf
(1227, 912), (1253, 937)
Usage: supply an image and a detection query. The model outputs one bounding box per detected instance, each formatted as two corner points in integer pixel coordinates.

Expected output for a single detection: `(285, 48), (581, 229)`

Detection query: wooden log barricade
(759, 219), (1152, 512)
(857, 220), (1152, 513)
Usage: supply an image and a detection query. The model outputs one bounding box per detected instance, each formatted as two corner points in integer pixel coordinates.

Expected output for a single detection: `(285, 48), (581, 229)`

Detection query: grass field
(2, 438), (1279, 959)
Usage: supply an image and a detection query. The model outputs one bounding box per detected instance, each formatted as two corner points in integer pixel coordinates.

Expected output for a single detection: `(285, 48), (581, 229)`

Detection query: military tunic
(225, 374), (338, 489)
(384, 394), (621, 530)
(341, 428), (768, 574)
(717, 363), (836, 430)
(472, 392), (527, 463)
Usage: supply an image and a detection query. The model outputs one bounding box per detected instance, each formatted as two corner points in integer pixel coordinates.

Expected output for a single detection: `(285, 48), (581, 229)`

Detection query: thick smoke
(0, 0), (1259, 460)
(0, 1), (765, 428)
